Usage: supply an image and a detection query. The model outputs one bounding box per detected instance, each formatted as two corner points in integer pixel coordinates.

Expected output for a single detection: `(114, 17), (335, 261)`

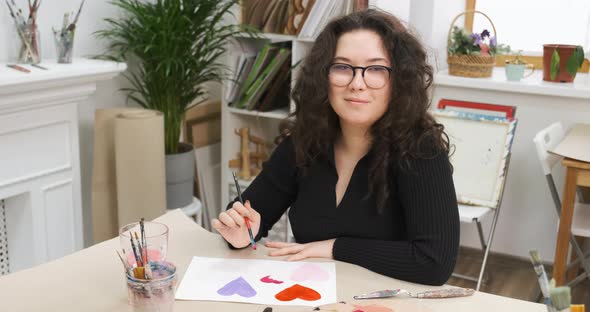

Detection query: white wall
(0, 1), (128, 247)
(371, 0), (463, 71)
(409, 0), (464, 72)
(370, 0), (410, 23)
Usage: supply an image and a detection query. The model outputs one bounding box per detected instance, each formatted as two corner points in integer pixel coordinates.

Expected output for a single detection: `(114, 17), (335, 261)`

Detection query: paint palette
(175, 257), (337, 306)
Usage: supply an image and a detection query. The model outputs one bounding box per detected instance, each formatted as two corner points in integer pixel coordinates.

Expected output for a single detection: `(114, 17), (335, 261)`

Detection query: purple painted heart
(217, 276), (257, 298)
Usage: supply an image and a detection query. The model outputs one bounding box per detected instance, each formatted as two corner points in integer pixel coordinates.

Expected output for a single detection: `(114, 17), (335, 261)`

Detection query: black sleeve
(226, 136), (298, 245)
(332, 151), (460, 285)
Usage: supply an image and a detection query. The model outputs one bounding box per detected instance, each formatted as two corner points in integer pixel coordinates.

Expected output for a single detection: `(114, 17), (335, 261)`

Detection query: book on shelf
(240, 43), (279, 101)
(256, 57), (292, 112)
(242, 0), (324, 36)
(241, 0), (290, 34)
(298, 0), (353, 40)
(226, 54), (256, 105)
(225, 44), (257, 104)
(239, 48), (292, 110)
(263, 0), (290, 34)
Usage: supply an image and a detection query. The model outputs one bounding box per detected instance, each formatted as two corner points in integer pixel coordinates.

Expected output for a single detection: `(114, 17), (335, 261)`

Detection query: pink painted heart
(261, 275), (283, 284)
(217, 276), (257, 298)
(290, 263), (329, 282)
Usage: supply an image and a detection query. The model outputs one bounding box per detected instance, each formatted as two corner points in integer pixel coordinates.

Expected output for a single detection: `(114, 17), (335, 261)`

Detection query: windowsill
(434, 67), (590, 100)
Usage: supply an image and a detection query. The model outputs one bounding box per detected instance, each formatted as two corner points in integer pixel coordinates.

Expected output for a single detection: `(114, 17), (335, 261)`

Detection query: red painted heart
(274, 284), (321, 302)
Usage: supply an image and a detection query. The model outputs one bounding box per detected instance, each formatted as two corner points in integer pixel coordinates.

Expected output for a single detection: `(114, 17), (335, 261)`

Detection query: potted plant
(543, 44), (585, 83)
(504, 50), (534, 81)
(96, 0), (248, 209)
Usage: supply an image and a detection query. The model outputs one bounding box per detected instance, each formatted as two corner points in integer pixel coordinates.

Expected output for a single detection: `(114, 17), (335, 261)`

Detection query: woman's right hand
(212, 200), (261, 248)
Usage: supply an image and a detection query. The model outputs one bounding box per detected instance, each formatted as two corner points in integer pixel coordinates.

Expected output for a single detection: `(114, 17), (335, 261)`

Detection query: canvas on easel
(433, 110), (517, 208)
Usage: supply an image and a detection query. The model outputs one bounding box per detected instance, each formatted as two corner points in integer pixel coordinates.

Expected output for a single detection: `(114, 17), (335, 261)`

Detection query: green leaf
(551, 49), (560, 81)
(566, 46), (585, 76)
(95, 0), (248, 154)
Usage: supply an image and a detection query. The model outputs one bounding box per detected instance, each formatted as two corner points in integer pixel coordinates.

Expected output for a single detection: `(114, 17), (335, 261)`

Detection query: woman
(212, 9), (459, 286)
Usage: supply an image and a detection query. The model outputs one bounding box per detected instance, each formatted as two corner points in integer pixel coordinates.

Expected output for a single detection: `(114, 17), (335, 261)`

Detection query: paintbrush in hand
(232, 172), (256, 250)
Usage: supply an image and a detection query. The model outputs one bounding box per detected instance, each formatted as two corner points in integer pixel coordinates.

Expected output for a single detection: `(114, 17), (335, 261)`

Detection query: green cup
(505, 63), (535, 81)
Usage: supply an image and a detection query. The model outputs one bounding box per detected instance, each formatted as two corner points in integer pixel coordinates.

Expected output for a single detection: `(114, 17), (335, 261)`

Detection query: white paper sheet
(550, 123), (590, 163)
(175, 257), (337, 306)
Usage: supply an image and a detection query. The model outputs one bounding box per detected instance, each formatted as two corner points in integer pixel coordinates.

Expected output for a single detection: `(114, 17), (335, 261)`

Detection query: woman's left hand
(265, 239), (336, 261)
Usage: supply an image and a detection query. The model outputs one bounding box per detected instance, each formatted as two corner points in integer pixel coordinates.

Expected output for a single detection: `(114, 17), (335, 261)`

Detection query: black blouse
(232, 136), (459, 286)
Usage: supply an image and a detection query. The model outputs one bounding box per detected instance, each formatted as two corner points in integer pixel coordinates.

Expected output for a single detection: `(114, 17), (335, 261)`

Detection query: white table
(0, 209), (544, 311)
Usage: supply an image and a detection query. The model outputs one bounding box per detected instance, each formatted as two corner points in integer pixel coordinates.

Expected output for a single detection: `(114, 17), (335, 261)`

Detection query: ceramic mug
(505, 63), (535, 81)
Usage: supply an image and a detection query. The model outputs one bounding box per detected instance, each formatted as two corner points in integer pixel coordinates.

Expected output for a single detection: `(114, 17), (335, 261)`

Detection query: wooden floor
(448, 247), (590, 307)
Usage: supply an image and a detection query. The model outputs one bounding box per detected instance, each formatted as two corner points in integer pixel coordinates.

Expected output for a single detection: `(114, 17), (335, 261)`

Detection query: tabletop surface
(0, 209), (545, 312)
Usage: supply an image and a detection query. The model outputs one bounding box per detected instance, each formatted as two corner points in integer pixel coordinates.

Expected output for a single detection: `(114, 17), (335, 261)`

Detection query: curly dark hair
(281, 9), (450, 213)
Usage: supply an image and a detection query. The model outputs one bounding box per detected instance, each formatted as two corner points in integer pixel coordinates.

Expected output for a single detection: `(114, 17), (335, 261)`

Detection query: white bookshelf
(220, 34), (314, 208)
(220, 33), (317, 243)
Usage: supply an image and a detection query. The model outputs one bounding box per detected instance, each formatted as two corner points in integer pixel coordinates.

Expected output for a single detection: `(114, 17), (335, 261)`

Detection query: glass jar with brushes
(53, 26), (75, 64)
(53, 1), (85, 64)
(16, 21), (42, 64)
(5, 0), (42, 64)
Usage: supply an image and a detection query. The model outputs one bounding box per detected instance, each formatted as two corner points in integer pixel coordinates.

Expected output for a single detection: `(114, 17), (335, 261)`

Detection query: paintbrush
(134, 232), (143, 265)
(6, 0), (24, 25)
(31, 63), (47, 70)
(144, 248), (153, 280)
(550, 279), (571, 312)
(61, 12), (69, 33)
(116, 250), (130, 273)
(10, 0), (24, 21)
(68, 0), (84, 32)
(529, 249), (553, 309)
(6, 64), (30, 73)
(140, 218), (146, 262)
(138, 218), (152, 279)
(232, 171), (256, 250)
(130, 236), (142, 267)
(129, 235), (146, 279)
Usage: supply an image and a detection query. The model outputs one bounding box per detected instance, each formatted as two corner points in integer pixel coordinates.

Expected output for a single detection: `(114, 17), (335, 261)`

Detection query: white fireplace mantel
(0, 59), (126, 273)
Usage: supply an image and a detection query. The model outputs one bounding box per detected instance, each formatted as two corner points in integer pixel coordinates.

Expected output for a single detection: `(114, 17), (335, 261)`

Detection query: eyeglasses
(328, 63), (392, 89)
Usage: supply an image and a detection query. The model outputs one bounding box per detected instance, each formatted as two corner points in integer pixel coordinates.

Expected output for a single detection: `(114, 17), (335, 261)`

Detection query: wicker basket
(447, 11), (497, 78)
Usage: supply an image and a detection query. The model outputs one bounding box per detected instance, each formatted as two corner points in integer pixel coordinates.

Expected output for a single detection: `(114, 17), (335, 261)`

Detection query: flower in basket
(448, 26), (510, 57)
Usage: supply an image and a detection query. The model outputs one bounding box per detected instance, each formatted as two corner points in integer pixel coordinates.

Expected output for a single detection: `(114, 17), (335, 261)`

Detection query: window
(474, 0), (590, 54)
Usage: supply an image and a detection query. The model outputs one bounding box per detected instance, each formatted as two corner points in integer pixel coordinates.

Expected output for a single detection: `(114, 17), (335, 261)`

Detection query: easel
(228, 127), (271, 180)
